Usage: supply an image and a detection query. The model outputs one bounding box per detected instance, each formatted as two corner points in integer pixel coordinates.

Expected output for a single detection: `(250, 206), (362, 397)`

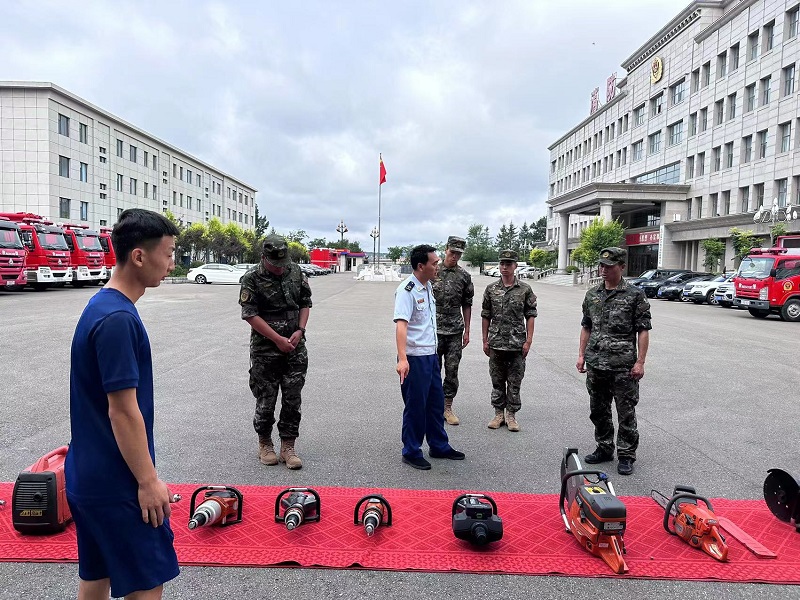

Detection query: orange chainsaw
(651, 486), (728, 562)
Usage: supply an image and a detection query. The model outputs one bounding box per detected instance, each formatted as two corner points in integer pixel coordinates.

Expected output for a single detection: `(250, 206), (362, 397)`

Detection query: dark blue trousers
(401, 354), (451, 459)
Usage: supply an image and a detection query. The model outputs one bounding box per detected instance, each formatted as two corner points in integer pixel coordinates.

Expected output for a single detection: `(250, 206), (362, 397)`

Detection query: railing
(584, 276), (603, 288)
(535, 268), (556, 280)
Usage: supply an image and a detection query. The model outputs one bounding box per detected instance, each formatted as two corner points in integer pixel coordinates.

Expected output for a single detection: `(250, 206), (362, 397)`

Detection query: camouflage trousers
(249, 343), (308, 440)
(436, 333), (463, 400)
(586, 367), (639, 460)
(489, 349), (526, 412)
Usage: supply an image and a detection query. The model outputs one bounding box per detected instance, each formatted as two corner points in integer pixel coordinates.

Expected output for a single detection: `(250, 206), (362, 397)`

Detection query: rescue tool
(12, 446), (72, 534)
(275, 488), (320, 531)
(559, 447), (628, 574)
(354, 494), (392, 536)
(188, 486), (243, 530)
(452, 493), (503, 545)
(651, 486), (728, 562)
(764, 468), (800, 533)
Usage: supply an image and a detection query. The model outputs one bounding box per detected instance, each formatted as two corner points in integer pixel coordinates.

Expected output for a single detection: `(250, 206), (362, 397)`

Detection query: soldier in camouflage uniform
(239, 234), (312, 470)
(576, 247), (651, 476)
(432, 235), (474, 426)
(481, 249), (537, 432)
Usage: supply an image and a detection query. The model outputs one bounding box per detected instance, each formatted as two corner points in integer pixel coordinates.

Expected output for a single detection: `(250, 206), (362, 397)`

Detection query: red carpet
(1, 483), (799, 583)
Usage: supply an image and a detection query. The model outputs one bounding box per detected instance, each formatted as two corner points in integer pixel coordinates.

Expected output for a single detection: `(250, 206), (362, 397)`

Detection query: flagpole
(377, 178), (381, 271)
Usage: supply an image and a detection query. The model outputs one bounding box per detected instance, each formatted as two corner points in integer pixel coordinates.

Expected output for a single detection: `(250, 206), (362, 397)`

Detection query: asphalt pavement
(1, 272), (798, 599)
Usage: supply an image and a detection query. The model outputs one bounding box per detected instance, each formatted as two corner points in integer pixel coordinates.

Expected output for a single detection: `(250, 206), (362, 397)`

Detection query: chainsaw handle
(353, 494), (392, 526)
(663, 493), (714, 535)
(559, 469), (608, 521)
(451, 493), (498, 517)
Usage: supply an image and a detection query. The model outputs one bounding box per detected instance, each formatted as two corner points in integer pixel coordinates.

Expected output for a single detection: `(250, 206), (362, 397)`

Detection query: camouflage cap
(598, 247), (626, 266)
(446, 235), (466, 253)
(498, 249), (518, 262)
(262, 234), (291, 267)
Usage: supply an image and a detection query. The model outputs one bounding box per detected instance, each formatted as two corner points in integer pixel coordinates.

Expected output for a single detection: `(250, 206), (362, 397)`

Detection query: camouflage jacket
(239, 262), (312, 356)
(481, 278), (538, 351)
(432, 264), (474, 335)
(581, 278), (652, 371)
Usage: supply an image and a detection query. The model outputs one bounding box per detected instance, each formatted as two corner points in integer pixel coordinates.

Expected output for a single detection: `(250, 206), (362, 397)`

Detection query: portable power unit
(12, 446), (72, 535)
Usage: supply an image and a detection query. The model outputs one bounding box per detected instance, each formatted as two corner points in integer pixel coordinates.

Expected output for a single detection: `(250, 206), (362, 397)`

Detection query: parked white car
(683, 274), (732, 304)
(187, 263), (244, 284)
(714, 279), (736, 308)
(484, 266), (500, 277)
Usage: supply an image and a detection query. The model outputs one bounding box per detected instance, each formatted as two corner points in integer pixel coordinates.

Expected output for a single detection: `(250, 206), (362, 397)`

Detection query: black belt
(437, 308), (464, 315)
(261, 310), (299, 322)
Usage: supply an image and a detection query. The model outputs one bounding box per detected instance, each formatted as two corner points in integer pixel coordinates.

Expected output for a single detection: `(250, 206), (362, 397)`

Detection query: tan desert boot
(279, 438), (303, 470)
(258, 437), (278, 465)
(487, 409), (505, 429)
(444, 398), (460, 426)
(506, 410), (520, 432)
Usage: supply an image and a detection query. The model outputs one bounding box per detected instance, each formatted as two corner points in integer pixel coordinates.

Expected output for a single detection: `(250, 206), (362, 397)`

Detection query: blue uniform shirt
(65, 288), (155, 501)
(394, 274), (437, 356)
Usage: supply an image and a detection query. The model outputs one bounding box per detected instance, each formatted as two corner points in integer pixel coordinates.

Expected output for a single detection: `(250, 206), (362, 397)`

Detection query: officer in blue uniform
(394, 244), (466, 470)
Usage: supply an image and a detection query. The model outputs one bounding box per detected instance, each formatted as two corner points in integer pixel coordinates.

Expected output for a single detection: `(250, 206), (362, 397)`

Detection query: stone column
(599, 199), (614, 222)
(557, 211), (569, 273)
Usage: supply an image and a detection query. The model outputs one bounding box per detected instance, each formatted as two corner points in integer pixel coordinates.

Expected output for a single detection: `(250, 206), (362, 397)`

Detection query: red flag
(379, 154), (387, 185)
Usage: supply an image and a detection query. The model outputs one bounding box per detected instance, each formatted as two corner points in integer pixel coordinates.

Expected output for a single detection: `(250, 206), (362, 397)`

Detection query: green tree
(254, 204), (269, 238)
(529, 248), (556, 269)
(518, 222), (533, 256)
(288, 241), (309, 263)
(178, 223), (208, 263)
(507, 221), (519, 253)
(206, 218), (225, 262)
(496, 223), (513, 252)
(387, 246), (404, 263)
(573, 218), (625, 268)
(464, 223), (497, 269)
(701, 238), (726, 272)
(286, 229), (307, 244)
(308, 237), (328, 249)
(729, 227), (762, 263)
(531, 216), (547, 242)
(771, 221), (788, 245)
(222, 222), (248, 262)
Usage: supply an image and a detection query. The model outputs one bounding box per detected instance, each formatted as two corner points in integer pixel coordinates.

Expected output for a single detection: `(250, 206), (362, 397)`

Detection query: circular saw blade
(764, 469), (800, 523)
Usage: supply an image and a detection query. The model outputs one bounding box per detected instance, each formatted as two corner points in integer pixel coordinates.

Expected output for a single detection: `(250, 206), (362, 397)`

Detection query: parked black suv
(627, 268), (692, 287)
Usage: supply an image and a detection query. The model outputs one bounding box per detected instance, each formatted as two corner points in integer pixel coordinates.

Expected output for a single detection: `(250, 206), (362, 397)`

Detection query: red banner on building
(626, 231), (660, 246)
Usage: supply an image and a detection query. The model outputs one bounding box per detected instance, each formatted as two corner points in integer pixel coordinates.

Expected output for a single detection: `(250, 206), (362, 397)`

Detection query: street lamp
(336, 219), (348, 244)
(370, 226), (379, 268)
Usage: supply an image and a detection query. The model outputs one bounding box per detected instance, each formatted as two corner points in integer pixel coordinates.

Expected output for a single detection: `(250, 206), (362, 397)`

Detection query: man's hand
(630, 360), (645, 381)
(276, 337), (295, 353)
(138, 478), (172, 527)
(482, 340), (490, 357)
(522, 341), (532, 358)
(396, 358), (410, 384)
(288, 330), (303, 348)
(576, 356), (586, 373)
(462, 330), (470, 349)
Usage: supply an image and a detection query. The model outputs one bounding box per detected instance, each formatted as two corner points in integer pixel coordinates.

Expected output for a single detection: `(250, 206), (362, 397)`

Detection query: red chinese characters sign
(626, 231), (660, 246)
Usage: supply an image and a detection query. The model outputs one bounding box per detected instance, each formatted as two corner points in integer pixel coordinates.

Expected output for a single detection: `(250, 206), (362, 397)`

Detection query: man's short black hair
(112, 209), (180, 265)
(410, 244), (436, 271)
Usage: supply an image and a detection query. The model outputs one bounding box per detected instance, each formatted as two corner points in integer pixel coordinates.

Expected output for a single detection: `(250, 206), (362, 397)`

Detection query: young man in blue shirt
(65, 209), (181, 599)
(394, 244), (465, 470)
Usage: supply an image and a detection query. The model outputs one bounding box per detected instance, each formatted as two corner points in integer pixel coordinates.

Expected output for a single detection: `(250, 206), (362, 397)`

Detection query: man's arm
(396, 320), (409, 383)
(461, 306), (472, 348)
(288, 306), (311, 348)
(108, 388), (171, 527)
(481, 317), (490, 357)
(522, 316), (535, 358)
(576, 327), (590, 373)
(630, 330), (649, 380)
(245, 316), (295, 353)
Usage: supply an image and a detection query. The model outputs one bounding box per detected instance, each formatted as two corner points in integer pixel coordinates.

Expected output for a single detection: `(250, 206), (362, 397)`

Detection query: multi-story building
(547, 0), (800, 275)
(0, 81), (256, 230)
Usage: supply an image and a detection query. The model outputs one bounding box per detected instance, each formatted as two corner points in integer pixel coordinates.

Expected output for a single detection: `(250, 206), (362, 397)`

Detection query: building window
(721, 191), (730, 216)
(727, 93), (737, 120)
(650, 93), (663, 117)
(730, 43), (740, 71)
(696, 197), (703, 219)
(742, 135), (753, 163)
(763, 20), (775, 52)
(197, 199), (202, 213)
(59, 155), (69, 178)
(80, 162), (88, 182)
(179, 166), (183, 180)
(758, 130), (768, 159)
(783, 64), (796, 96)
(152, 185), (157, 199)
(143, 182), (149, 199)
(633, 104), (646, 127)
(130, 178), (137, 195)
(702, 61), (711, 87)
(99, 146), (106, 154)
(116, 139), (123, 157)
(725, 142), (734, 169)
(717, 51), (727, 79)
(691, 68), (700, 93)
(173, 163), (177, 178)
(760, 75), (771, 105)
(754, 182), (765, 206)
(711, 193), (719, 216)
(100, 183), (106, 190)
(143, 151), (148, 166)
(777, 178), (788, 206)
(179, 193), (183, 208)
(227, 208), (231, 219)
(700, 107), (709, 132)
(100, 156), (106, 163)
(244, 214), (248, 225)
(80, 201), (88, 221)
(58, 114), (69, 136)
(745, 83), (756, 112)
(714, 100), (724, 126)
(116, 173), (123, 191)
(245, 195), (249, 206)
(153, 155), (157, 171)
(748, 30), (759, 61)
(196, 173), (201, 186)
(712, 146), (721, 172)
(79, 123), (88, 144)
(668, 121), (683, 146)
(740, 187), (750, 212)
(788, 6), (800, 40)
(631, 162), (680, 185)
(686, 155), (695, 179)
(689, 112), (697, 136)
(780, 121), (792, 153)
(59, 198), (70, 218)
(239, 192), (243, 202)
(186, 169), (192, 183)
(649, 131), (662, 155)
(188, 196), (193, 210)
(173, 191), (177, 205)
(671, 79), (686, 105)
(697, 152), (705, 176)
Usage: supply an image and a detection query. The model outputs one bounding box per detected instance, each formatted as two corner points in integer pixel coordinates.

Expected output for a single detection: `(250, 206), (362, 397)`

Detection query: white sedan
(187, 263), (245, 284)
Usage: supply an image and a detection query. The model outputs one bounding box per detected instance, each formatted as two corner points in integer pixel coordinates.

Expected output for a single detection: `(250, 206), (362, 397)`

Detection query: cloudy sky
(1, 0), (686, 248)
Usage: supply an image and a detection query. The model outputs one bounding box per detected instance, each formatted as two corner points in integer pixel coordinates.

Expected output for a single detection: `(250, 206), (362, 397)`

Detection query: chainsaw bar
(650, 489), (677, 515)
(717, 517), (777, 559)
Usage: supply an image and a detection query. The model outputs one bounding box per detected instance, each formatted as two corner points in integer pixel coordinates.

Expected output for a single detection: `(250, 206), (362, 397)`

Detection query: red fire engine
(0, 217), (27, 290)
(734, 245), (800, 321)
(59, 223), (106, 287)
(0, 212), (72, 290)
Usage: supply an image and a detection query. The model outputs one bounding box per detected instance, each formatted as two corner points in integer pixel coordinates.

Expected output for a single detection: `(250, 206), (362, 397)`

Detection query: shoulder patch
(404, 281), (415, 291)
(240, 290), (251, 303)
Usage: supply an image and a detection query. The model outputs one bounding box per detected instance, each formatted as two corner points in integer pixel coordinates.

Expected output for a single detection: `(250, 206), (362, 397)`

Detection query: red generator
(12, 446), (72, 534)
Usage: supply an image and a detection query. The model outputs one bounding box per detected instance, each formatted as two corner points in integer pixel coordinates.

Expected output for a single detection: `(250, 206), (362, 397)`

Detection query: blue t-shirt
(65, 288), (155, 501)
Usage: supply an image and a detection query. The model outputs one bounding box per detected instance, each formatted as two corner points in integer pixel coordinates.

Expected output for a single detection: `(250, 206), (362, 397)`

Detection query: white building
(547, 0), (800, 275)
(0, 81), (256, 230)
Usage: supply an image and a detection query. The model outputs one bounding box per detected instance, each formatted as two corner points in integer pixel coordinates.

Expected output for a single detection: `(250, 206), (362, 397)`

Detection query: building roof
(0, 81), (257, 192)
